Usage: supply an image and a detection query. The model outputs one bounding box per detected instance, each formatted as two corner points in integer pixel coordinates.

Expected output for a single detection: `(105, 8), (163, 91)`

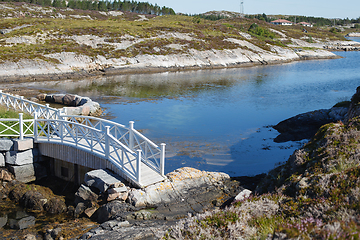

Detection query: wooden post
(160, 143), (166, 176)
(19, 113), (24, 140)
(105, 126), (110, 159)
(136, 150), (142, 184)
(129, 121), (134, 150)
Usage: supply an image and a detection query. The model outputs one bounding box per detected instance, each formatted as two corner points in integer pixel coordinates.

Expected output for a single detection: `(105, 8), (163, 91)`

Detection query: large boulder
(0, 138), (13, 151)
(84, 169), (125, 193)
(273, 107), (348, 142)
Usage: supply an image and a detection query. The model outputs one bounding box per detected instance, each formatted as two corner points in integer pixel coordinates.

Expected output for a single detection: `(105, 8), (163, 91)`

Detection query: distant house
(298, 22), (313, 27)
(270, 19), (293, 26)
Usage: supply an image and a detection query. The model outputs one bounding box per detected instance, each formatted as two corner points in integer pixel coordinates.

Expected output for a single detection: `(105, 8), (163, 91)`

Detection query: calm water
(9, 43), (360, 176)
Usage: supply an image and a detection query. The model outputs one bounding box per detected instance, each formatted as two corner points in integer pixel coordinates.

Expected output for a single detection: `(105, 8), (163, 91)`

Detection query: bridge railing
(34, 118), (142, 184)
(0, 90), (61, 120)
(64, 115), (165, 175)
(0, 113), (34, 139)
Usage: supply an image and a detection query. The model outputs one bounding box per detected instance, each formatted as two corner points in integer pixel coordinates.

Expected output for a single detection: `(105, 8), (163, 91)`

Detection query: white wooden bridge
(0, 90), (166, 187)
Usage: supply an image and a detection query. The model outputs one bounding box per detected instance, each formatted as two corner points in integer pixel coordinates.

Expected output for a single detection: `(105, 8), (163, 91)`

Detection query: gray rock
(234, 189), (252, 201)
(63, 94), (77, 106)
(8, 163), (46, 183)
(12, 138), (34, 151)
(6, 149), (34, 165)
(9, 215), (35, 230)
(85, 169), (125, 193)
(75, 184), (98, 205)
(0, 152), (4, 167)
(0, 138), (13, 151)
(95, 200), (136, 223)
(0, 214), (7, 228)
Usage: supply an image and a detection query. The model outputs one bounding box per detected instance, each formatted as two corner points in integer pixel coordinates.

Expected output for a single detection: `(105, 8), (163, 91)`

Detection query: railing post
(33, 112), (38, 142)
(45, 104), (50, 119)
(129, 121), (134, 150)
(105, 126), (110, 159)
(19, 113), (24, 140)
(160, 143), (166, 176)
(19, 96), (24, 111)
(136, 150), (142, 184)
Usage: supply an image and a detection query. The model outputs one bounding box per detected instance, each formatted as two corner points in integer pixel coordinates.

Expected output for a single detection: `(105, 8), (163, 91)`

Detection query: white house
(298, 22), (313, 27)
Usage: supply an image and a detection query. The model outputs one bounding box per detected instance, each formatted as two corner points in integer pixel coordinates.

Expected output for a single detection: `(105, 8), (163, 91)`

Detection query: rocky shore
(346, 32), (360, 37)
(0, 47), (341, 83)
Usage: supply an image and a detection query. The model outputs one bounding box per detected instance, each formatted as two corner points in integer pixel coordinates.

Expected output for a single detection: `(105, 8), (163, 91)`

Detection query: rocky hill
(1, 2), (359, 81)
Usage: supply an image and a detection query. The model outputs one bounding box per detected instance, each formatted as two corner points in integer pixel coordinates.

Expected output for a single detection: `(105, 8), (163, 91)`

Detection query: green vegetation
(0, 105), (33, 137)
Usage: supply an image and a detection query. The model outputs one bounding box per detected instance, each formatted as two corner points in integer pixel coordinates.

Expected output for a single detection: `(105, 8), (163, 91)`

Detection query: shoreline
(0, 52), (341, 83)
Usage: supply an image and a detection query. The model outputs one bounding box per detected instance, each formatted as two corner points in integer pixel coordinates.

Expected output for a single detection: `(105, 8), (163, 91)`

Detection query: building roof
(298, 22), (311, 25)
(271, 19), (293, 24)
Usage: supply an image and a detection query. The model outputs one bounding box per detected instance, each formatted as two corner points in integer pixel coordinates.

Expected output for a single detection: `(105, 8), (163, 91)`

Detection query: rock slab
(84, 169), (125, 193)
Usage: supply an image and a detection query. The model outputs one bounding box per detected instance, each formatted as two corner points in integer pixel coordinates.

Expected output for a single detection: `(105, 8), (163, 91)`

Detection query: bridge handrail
(63, 115), (165, 174)
(0, 113), (34, 139)
(0, 90), (61, 119)
(34, 118), (142, 184)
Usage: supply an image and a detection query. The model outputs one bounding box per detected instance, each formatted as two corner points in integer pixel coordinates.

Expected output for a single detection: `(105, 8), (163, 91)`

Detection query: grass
(0, 105), (33, 137)
(0, 2), (348, 63)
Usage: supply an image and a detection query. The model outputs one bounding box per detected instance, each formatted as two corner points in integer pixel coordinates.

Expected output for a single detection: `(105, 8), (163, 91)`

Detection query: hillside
(1, 2), (359, 81)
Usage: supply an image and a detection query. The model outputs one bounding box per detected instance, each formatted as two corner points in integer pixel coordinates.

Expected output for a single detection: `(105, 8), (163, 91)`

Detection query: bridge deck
(37, 136), (165, 187)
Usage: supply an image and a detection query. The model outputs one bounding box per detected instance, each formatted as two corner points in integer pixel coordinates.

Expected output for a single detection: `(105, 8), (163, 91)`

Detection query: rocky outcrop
(273, 106), (348, 142)
(38, 93), (101, 116)
(346, 32), (360, 37)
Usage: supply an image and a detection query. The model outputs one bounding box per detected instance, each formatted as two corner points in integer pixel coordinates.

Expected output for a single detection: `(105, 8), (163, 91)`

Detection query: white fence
(0, 91), (166, 185)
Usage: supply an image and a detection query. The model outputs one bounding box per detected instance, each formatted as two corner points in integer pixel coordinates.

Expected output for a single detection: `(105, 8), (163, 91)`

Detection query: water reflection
(3, 50), (360, 176)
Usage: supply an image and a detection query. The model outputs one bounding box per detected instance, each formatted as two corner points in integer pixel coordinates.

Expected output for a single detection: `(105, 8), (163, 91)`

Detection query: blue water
(14, 41), (360, 176)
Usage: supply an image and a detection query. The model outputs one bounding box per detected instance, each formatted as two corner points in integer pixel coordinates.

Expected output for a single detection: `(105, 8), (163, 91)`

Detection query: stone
(75, 184), (98, 205)
(81, 105), (90, 116)
(24, 234), (37, 240)
(84, 169), (125, 193)
(74, 202), (87, 218)
(9, 215), (35, 230)
(95, 200), (136, 223)
(12, 138), (34, 151)
(37, 93), (47, 101)
(0, 153), (4, 167)
(6, 149), (34, 165)
(0, 214), (7, 228)
(0, 169), (15, 182)
(84, 206), (98, 218)
(234, 189), (252, 201)
(107, 191), (128, 202)
(20, 191), (47, 211)
(8, 163), (46, 183)
(44, 197), (67, 214)
(44, 95), (55, 103)
(53, 94), (64, 104)
(0, 138), (13, 151)
(63, 94), (77, 106)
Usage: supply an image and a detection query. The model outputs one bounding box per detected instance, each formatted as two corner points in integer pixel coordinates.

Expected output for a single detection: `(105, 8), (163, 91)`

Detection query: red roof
(271, 19), (293, 24)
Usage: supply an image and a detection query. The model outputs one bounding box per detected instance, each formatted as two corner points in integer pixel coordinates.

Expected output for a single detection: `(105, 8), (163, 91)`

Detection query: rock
(84, 169), (125, 193)
(81, 105), (90, 116)
(24, 234), (37, 240)
(75, 184), (98, 205)
(84, 206), (98, 218)
(234, 189), (252, 201)
(20, 190), (47, 211)
(63, 94), (77, 106)
(44, 197), (67, 214)
(0, 153), (5, 167)
(128, 167), (230, 208)
(107, 191), (128, 202)
(8, 163), (47, 183)
(8, 212), (35, 230)
(95, 200), (136, 223)
(74, 202), (87, 218)
(0, 214), (8, 228)
(0, 138), (13, 151)
(8, 164), (36, 183)
(6, 149), (34, 165)
(12, 138), (34, 151)
(0, 168), (14, 182)
(273, 107), (348, 142)
(53, 94), (64, 104)
(37, 93), (47, 101)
